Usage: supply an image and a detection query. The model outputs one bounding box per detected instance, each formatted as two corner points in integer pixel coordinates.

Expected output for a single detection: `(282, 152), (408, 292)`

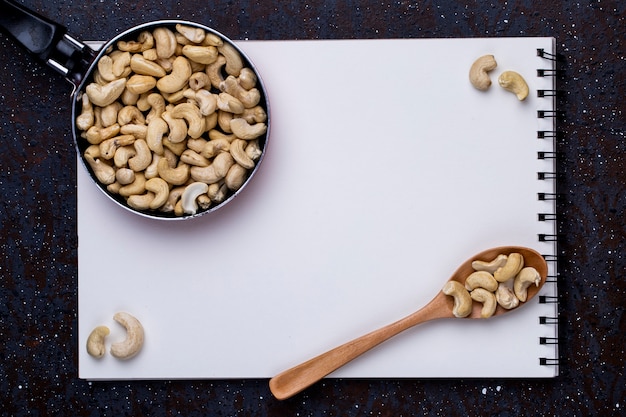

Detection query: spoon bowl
(269, 246), (548, 400)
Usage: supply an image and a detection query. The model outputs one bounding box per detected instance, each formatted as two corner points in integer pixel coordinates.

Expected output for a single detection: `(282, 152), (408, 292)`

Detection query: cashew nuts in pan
(76, 24), (267, 216)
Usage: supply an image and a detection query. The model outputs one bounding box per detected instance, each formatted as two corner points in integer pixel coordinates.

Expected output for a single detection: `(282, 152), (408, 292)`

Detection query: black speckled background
(1, 0), (624, 415)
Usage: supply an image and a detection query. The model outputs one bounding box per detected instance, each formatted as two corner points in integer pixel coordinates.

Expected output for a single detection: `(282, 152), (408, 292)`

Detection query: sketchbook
(78, 37), (559, 380)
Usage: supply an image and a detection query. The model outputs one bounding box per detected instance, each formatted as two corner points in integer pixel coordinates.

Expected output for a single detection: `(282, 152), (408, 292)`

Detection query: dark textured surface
(1, 0), (624, 415)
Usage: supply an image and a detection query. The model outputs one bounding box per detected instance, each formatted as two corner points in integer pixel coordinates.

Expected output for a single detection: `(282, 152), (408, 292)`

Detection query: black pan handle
(0, 0), (96, 86)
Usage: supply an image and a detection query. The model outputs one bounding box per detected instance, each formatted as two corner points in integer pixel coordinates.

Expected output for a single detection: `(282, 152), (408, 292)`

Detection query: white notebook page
(78, 37), (558, 380)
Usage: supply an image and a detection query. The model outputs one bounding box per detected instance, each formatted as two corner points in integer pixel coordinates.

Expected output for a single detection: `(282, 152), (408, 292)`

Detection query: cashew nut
(208, 181), (229, 203)
(202, 32), (223, 47)
(218, 42), (244, 76)
(76, 93), (94, 131)
(118, 172), (146, 197)
(99, 134), (135, 160)
(493, 253), (524, 283)
(206, 54), (227, 89)
(188, 72), (211, 91)
(469, 54), (497, 91)
(471, 253), (508, 274)
(230, 139), (255, 169)
(84, 124), (121, 145)
(161, 110), (188, 143)
(240, 105), (267, 124)
(180, 149), (210, 167)
(182, 44), (218, 65)
(157, 158), (190, 185)
(513, 267), (541, 302)
(153, 27), (177, 59)
(130, 54), (167, 78)
(118, 105), (146, 126)
(86, 325), (110, 358)
(181, 182), (210, 215)
(245, 140), (263, 161)
(495, 279), (519, 310)
(190, 151), (234, 184)
(120, 123), (147, 139)
(225, 163), (248, 190)
(110, 51), (132, 78)
(96, 55), (117, 82)
(110, 312), (144, 360)
(219, 75), (261, 108)
(113, 145), (136, 168)
(218, 109), (234, 132)
(84, 154), (116, 185)
(498, 70), (529, 101)
(217, 92), (245, 114)
(464, 271), (498, 292)
(100, 102), (123, 128)
(117, 30), (154, 53)
(170, 102), (206, 138)
(125, 74), (157, 95)
(183, 88), (217, 116)
(128, 192), (156, 210)
(144, 154), (161, 179)
(230, 118), (267, 140)
(238, 67), (258, 90)
(115, 167), (136, 185)
(470, 288), (497, 318)
(86, 78), (127, 107)
(144, 177), (169, 210)
(121, 88), (139, 106)
(442, 280), (472, 318)
(146, 117), (169, 155)
(145, 93), (166, 123)
(176, 23), (206, 43)
(128, 139), (152, 172)
(202, 138), (231, 158)
(156, 56), (192, 93)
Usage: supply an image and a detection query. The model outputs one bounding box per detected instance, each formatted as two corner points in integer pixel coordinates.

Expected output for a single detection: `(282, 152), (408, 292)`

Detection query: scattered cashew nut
(86, 325), (110, 359)
(110, 312), (145, 360)
(469, 54), (497, 91)
(498, 70), (529, 101)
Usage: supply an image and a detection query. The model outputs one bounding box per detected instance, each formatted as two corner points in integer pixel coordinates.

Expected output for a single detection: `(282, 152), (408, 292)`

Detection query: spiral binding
(539, 316), (559, 325)
(537, 48), (560, 369)
(539, 295), (559, 304)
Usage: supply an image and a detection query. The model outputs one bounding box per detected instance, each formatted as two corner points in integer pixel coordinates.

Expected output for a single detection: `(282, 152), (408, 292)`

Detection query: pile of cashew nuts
(469, 54), (529, 100)
(442, 252), (541, 318)
(87, 312), (144, 360)
(75, 24), (267, 216)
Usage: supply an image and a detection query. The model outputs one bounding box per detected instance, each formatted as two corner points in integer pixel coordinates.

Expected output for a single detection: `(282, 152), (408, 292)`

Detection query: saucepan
(0, 0), (270, 220)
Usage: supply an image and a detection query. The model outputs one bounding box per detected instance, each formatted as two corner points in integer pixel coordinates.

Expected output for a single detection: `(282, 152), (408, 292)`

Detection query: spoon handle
(269, 296), (450, 400)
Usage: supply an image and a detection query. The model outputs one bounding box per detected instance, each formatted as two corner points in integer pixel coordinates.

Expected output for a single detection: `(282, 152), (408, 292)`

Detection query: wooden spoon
(269, 246), (548, 400)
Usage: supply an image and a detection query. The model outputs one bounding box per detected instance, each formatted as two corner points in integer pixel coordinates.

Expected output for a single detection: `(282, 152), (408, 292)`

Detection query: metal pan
(0, 0), (270, 220)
